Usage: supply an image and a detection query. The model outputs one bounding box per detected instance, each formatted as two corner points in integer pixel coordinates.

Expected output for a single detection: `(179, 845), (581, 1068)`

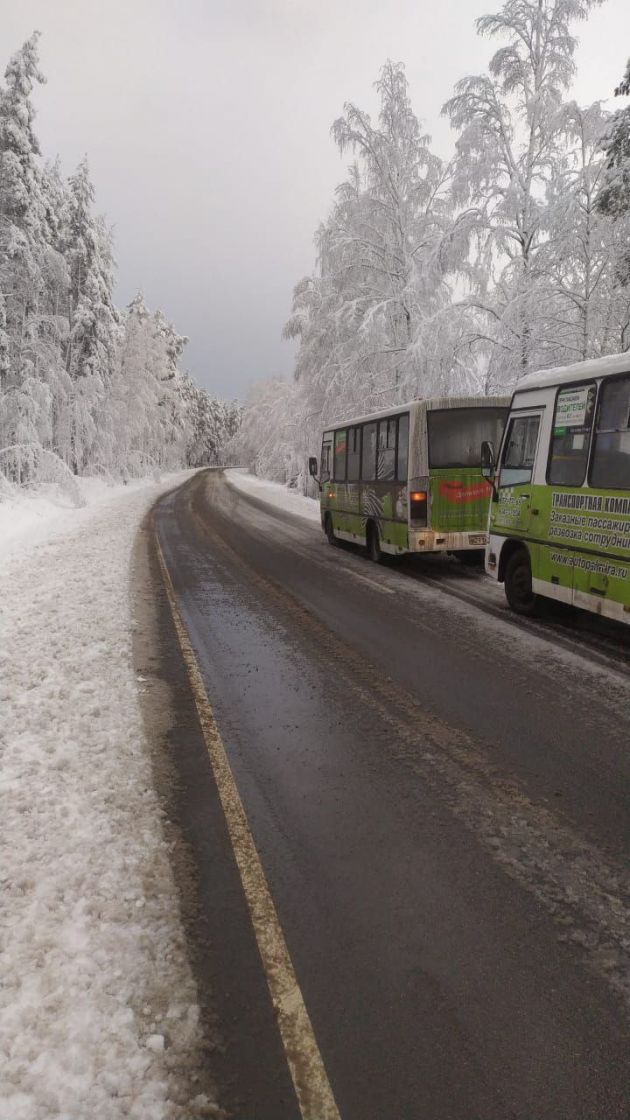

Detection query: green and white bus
(482, 352), (630, 622)
(308, 396), (508, 563)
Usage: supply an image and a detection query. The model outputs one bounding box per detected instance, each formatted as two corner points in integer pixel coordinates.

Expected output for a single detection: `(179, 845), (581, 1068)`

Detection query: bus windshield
(427, 407), (508, 469)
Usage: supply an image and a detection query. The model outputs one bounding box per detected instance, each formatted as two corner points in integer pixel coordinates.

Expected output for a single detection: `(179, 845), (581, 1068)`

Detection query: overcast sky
(2, 0), (629, 400)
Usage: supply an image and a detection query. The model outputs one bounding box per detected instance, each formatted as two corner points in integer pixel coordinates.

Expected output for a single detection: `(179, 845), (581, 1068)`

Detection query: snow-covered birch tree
(443, 0), (604, 388)
(280, 62), (458, 485)
(541, 101), (630, 359)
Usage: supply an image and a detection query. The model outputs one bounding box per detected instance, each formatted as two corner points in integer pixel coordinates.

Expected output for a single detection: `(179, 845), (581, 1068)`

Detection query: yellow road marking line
(155, 535), (341, 1120)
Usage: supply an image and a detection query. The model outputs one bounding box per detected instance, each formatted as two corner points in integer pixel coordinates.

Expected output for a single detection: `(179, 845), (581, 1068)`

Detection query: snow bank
(225, 468), (320, 522)
(0, 477), (169, 559)
(0, 473), (217, 1119)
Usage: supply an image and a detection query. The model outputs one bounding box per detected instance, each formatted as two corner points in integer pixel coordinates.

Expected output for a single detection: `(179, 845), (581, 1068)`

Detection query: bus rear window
(427, 408), (507, 469)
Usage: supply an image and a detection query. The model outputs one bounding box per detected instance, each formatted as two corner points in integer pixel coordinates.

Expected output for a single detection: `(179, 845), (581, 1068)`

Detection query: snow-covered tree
(0, 31), (229, 489)
(108, 293), (171, 472)
(180, 379), (240, 467)
(228, 377), (300, 483)
(443, 0), (604, 387)
(59, 157), (120, 470)
(279, 62), (459, 487)
(539, 101), (630, 359)
(598, 56), (630, 298)
(0, 32), (53, 451)
(327, 61), (454, 402)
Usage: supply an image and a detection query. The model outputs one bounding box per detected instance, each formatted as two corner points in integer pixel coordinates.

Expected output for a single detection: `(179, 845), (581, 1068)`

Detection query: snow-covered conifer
(0, 32), (229, 487)
(62, 157), (120, 469)
(0, 32), (51, 450)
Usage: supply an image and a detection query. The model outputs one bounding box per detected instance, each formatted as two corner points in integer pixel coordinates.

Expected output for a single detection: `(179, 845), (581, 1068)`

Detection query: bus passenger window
(548, 384), (596, 487)
(334, 429), (347, 481)
(590, 374), (630, 490)
(362, 422), (377, 480)
(377, 420), (396, 481)
(397, 414), (409, 480)
(347, 427), (361, 481)
(500, 415), (540, 487)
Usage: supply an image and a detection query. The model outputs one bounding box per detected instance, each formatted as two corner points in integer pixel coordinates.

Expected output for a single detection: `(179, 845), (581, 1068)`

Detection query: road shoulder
(130, 498), (301, 1120)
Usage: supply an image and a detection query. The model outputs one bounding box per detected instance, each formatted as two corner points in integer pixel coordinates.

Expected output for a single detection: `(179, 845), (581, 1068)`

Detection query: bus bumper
(408, 530), (489, 553)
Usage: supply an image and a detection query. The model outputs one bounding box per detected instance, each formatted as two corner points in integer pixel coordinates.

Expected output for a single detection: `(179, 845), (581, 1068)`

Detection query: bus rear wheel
(504, 547), (538, 616)
(367, 522), (384, 564)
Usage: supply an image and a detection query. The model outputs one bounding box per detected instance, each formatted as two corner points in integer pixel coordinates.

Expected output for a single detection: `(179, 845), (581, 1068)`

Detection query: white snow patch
(225, 468), (320, 523)
(0, 476), (174, 559)
(0, 472), (214, 1119)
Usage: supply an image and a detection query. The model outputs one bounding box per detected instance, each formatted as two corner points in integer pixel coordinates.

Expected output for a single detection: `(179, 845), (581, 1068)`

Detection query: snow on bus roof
(515, 351), (630, 393)
(325, 394), (509, 432)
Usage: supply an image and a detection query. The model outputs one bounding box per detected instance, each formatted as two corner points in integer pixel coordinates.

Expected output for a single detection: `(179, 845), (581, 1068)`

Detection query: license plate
(469, 534), (487, 545)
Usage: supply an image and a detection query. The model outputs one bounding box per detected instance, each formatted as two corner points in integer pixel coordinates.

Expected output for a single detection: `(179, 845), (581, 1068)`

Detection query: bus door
(495, 410), (544, 540)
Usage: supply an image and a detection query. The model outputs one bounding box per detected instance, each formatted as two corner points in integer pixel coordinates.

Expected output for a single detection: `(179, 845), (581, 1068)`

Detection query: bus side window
(590, 374), (630, 490)
(347, 427), (361, 481)
(499, 415), (540, 488)
(377, 419), (396, 480)
(362, 422), (377, 481)
(397, 414), (409, 481)
(548, 384), (596, 487)
(334, 430), (347, 481)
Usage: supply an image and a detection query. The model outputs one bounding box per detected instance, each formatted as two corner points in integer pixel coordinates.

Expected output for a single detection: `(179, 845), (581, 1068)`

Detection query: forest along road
(151, 469), (630, 1120)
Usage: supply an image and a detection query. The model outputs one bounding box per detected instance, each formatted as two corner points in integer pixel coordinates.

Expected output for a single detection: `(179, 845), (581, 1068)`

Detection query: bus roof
(325, 395), (509, 432)
(515, 351), (630, 394)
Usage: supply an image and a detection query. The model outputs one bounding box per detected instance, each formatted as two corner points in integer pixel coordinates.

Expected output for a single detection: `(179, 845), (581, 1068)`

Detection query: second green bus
(309, 396), (508, 562)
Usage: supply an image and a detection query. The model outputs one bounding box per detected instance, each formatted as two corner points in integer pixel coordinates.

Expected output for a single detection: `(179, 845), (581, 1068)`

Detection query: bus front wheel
(504, 548), (538, 616)
(367, 522), (384, 564)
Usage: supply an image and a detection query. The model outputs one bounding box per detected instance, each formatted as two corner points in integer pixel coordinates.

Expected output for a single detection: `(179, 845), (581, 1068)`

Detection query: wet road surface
(151, 469), (630, 1120)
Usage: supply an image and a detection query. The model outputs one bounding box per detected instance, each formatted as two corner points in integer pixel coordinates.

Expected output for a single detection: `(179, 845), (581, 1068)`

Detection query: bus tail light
(410, 490), (427, 524)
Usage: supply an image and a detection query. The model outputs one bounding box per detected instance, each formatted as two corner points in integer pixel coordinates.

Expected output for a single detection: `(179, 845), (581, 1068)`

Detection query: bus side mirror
(308, 457), (319, 480)
(481, 440), (495, 479)
(481, 440), (498, 499)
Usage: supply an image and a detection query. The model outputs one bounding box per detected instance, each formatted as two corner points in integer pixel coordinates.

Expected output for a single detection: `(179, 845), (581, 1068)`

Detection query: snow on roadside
(225, 468), (320, 522)
(0, 477), (167, 559)
(0, 474), (217, 1120)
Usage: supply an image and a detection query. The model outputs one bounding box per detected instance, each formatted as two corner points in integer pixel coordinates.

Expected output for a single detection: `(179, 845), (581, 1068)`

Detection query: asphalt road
(151, 469), (630, 1120)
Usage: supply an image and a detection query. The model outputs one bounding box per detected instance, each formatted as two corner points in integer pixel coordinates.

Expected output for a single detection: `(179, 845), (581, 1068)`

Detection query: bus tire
(324, 513), (338, 547)
(504, 547), (538, 616)
(367, 521), (384, 564)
